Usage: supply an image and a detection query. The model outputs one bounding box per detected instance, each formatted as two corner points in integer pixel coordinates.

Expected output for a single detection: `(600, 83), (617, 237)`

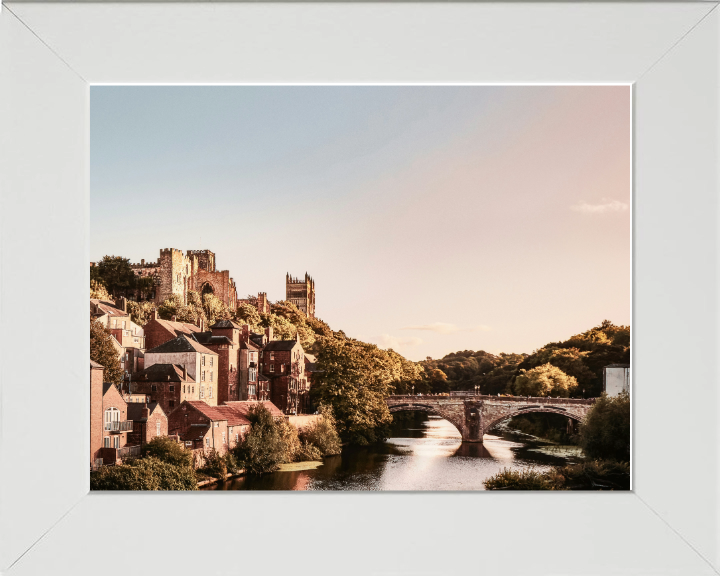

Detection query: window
(134, 338), (139, 343)
(122, 321), (126, 329)
(249, 368), (256, 381)
(169, 385), (174, 392)
(200, 386), (204, 399)
(209, 387), (213, 398)
(222, 432), (226, 444)
(249, 385), (256, 396)
(114, 436), (120, 449)
(205, 438), (209, 447)
(269, 364), (274, 373)
(183, 385), (186, 393)
(104, 407), (120, 430)
(201, 371), (205, 382)
(270, 352), (274, 361)
(169, 400), (175, 408)
(236, 433), (239, 443)
(151, 385), (157, 392)
(156, 421), (161, 436)
(192, 386), (195, 393)
(202, 356), (205, 366)
(210, 357), (213, 367)
(281, 364), (285, 373)
(104, 437), (110, 448)
(210, 372), (213, 382)
(214, 422), (219, 428)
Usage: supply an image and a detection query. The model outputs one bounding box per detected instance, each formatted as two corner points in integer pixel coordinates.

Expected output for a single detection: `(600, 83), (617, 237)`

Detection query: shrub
(483, 461), (630, 491)
(483, 468), (553, 490)
(198, 449), (228, 479)
(578, 392), (630, 461)
(142, 436), (193, 468)
(295, 441), (324, 462)
(233, 405), (288, 474)
(512, 363), (578, 397)
(299, 406), (342, 456)
(90, 457), (198, 490)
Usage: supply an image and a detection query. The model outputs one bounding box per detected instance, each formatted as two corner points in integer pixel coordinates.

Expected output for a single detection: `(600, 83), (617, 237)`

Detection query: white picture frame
(1, 2), (718, 575)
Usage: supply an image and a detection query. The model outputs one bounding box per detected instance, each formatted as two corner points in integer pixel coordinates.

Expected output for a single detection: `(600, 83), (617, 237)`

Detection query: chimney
(200, 318), (205, 332)
(182, 366), (187, 380)
(141, 406), (150, 419)
(141, 259), (145, 266)
(115, 296), (127, 313)
(171, 315), (177, 322)
(265, 326), (274, 341)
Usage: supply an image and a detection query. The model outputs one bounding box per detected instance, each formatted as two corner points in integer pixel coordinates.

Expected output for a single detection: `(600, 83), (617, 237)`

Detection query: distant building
(126, 401), (168, 448)
(127, 363), (198, 415)
(91, 297), (145, 374)
(603, 364), (630, 396)
(169, 401), (252, 457)
(263, 338), (308, 415)
(286, 272), (315, 318)
(143, 310), (203, 351)
(237, 292), (270, 314)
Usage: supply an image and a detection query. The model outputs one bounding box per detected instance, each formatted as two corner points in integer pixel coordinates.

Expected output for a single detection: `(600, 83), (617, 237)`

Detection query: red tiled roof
(153, 318), (202, 335)
(184, 401), (251, 427)
(90, 360), (103, 369)
(224, 400), (284, 419)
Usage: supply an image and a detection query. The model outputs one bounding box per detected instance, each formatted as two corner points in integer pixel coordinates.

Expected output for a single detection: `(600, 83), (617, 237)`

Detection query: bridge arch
(483, 406), (584, 435)
(388, 404), (465, 439)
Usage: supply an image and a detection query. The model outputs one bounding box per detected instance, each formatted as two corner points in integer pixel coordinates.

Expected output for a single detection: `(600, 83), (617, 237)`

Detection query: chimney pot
(172, 315), (177, 322)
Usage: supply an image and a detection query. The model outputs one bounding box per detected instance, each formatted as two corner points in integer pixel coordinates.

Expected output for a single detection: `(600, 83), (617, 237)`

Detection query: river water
(205, 415), (581, 491)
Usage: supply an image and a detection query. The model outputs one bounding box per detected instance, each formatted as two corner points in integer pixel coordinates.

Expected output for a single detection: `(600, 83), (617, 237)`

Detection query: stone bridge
(386, 394), (596, 443)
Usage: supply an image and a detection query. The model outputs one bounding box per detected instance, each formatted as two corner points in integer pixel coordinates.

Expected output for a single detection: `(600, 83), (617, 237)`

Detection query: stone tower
(286, 273), (315, 318)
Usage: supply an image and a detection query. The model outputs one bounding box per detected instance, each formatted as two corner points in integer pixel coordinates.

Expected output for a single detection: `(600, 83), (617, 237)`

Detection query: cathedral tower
(286, 272), (315, 318)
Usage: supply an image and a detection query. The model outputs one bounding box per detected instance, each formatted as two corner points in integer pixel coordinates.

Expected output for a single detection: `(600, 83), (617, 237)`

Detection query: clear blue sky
(91, 86), (631, 361)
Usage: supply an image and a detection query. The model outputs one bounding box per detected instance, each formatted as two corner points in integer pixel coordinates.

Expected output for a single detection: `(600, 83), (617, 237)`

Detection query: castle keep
(130, 249), (238, 310)
(286, 273), (316, 318)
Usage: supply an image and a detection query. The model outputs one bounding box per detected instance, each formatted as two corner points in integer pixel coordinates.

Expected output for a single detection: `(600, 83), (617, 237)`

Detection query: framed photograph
(1, 2), (718, 575)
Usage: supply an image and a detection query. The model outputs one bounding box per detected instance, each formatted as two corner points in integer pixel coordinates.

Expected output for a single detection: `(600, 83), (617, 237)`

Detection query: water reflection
(206, 415), (578, 491)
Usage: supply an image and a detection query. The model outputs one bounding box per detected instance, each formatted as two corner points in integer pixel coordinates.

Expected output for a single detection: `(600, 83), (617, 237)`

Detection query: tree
(91, 256), (138, 297)
(141, 436), (193, 468)
(90, 457), (198, 490)
(90, 319), (123, 387)
(260, 312), (296, 341)
(512, 363), (578, 397)
(203, 293), (230, 326)
(578, 391), (631, 461)
(310, 337), (395, 445)
(233, 404), (288, 474)
(234, 303), (262, 332)
(158, 293), (204, 326)
(517, 347), (595, 396)
(90, 279), (110, 300)
(126, 300), (155, 327)
(298, 405), (342, 456)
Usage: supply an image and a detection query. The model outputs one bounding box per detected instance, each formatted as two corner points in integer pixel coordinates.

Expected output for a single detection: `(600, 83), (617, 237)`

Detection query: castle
(129, 249), (238, 310)
(286, 273), (316, 318)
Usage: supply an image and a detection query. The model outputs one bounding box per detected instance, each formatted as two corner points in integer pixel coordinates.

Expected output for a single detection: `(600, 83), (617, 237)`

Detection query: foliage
(578, 391), (631, 462)
(310, 337), (396, 445)
(503, 412), (576, 444)
(158, 291), (204, 326)
(420, 351), (525, 395)
(126, 300), (155, 327)
(141, 436), (194, 468)
(234, 303), (262, 332)
(90, 279), (110, 300)
(295, 442), (324, 462)
(233, 404), (288, 474)
(277, 417), (302, 463)
(483, 461), (630, 491)
(203, 293), (231, 326)
(90, 457), (198, 490)
(198, 449), (228, 479)
(512, 363), (578, 397)
(298, 406), (342, 456)
(260, 312), (297, 341)
(91, 256), (140, 297)
(90, 319), (123, 387)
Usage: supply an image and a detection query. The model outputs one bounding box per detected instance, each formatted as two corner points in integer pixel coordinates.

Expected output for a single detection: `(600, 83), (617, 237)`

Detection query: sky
(91, 85), (631, 362)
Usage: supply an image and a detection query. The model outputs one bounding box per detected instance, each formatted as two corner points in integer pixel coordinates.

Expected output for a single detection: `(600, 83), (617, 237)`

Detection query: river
(204, 414), (582, 491)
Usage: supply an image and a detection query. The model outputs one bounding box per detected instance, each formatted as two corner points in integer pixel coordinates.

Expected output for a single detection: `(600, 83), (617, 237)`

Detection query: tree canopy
(578, 391), (631, 461)
(512, 363), (578, 397)
(90, 319), (123, 387)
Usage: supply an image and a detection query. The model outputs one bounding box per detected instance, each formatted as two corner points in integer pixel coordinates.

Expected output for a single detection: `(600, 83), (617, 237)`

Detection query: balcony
(118, 445), (141, 459)
(104, 420), (133, 433)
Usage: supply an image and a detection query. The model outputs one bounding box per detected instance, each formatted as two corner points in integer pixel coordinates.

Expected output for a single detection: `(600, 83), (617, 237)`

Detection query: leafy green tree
(126, 300), (155, 327)
(234, 303), (262, 332)
(141, 436), (194, 468)
(203, 293), (230, 326)
(233, 404), (288, 474)
(512, 363), (578, 397)
(158, 293), (203, 326)
(90, 457), (198, 490)
(90, 319), (123, 387)
(518, 347), (595, 395)
(260, 312), (297, 341)
(310, 337), (395, 445)
(578, 391), (630, 461)
(91, 256), (138, 297)
(299, 405), (342, 456)
(90, 279), (110, 300)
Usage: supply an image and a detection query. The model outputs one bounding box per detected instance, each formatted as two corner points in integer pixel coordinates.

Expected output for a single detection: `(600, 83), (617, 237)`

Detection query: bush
(299, 406), (342, 456)
(90, 457), (198, 490)
(233, 405), (288, 474)
(198, 449), (228, 479)
(578, 392), (630, 461)
(484, 461), (630, 491)
(142, 436), (194, 468)
(295, 441), (324, 462)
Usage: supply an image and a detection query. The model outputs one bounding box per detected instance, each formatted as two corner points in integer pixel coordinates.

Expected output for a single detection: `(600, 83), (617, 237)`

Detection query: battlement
(160, 248), (184, 257)
(286, 272), (314, 285)
(130, 259), (160, 269)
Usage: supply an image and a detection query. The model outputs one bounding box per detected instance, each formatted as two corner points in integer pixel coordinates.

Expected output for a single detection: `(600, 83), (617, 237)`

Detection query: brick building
(239, 340), (260, 400)
(286, 272), (315, 318)
(195, 330), (239, 405)
(125, 363), (198, 416)
(169, 401), (251, 456)
(128, 248), (238, 310)
(126, 401), (168, 447)
(91, 297), (146, 374)
(143, 311), (203, 351)
(262, 338), (308, 415)
(90, 362), (136, 468)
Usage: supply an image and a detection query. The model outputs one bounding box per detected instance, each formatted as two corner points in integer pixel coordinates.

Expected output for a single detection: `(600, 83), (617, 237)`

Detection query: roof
(211, 319), (243, 330)
(304, 354), (317, 363)
(126, 401), (165, 422)
(130, 363), (195, 383)
(305, 363), (319, 372)
(258, 374), (269, 382)
(193, 332), (233, 346)
(90, 299), (128, 317)
(263, 340), (302, 352)
(249, 334), (265, 347)
(241, 340), (259, 351)
(145, 334), (216, 356)
(224, 400), (284, 419)
(150, 317), (202, 336)
(184, 401), (251, 427)
(90, 360), (104, 369)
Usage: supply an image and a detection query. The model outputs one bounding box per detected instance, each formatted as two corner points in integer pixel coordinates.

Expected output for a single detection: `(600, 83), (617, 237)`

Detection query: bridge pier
(461, 400), (483, 443)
